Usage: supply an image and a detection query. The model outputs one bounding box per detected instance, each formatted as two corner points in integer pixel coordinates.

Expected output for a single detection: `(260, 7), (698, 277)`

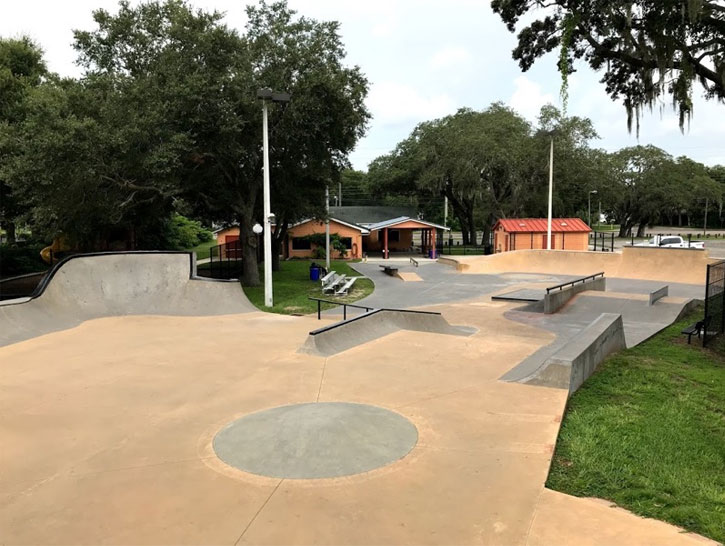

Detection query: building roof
(367, 216), (450, 232)
(494, 218), (591, 233)
(290, 217), (370, 234)
(329, 206), (418, 226)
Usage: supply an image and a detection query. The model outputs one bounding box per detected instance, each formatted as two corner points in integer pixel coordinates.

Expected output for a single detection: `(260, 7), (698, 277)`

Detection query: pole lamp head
(590, 190), (598, 195)
(256, 88), (273, 100)
(252, 223), (263, 234)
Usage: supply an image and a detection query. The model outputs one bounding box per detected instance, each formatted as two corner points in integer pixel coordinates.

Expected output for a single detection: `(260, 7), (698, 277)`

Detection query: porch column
(430, 229), (436, 258)
(383, 227), (389, 259)
(422, 229), (427, 254)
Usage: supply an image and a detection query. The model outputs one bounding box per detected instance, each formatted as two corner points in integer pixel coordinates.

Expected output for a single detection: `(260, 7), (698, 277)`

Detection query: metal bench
(323, 274), (346, 294)
(320, 270), (336, 288)
(335, 277), (358, 296)
(682, 319), (706, 344)
(379, 265), (399, 276)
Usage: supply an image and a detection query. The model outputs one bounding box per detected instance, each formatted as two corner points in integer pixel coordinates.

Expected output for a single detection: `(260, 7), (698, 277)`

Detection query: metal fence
(196, 241), (243, 280)
(703, 260), (725, 346)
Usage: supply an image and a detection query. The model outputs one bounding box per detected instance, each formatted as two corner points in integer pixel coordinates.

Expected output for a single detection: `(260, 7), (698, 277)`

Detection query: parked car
(635, 235), (705, 249)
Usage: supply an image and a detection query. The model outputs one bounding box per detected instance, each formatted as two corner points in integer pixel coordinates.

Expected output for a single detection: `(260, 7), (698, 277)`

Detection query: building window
(341, 237), (352, 249)
(389, 230), (400, 242)
(292, 237), (311, 250)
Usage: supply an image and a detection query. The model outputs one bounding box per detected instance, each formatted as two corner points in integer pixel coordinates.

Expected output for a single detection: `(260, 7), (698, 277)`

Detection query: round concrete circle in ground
(213, 402), (418, 479)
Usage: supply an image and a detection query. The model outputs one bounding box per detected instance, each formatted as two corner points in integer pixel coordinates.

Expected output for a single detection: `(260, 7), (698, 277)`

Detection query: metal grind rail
(308, 296), (442, 332)
(546, 272), (605, 294)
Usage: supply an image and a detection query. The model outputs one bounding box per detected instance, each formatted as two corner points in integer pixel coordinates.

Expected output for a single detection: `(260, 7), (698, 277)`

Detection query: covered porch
(364, 217), (449, 259)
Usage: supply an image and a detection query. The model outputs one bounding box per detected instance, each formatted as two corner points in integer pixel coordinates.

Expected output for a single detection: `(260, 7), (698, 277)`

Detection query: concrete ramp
(299, 309), (476, 357)
(443, 246), (717, 284)
(0, 252), (255, 347)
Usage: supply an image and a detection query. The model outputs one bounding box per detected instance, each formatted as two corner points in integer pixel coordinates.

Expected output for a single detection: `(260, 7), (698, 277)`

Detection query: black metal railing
(309, 297), (375, 320)
(590, 231), (615, 252)
(703, 260), (725, 347)
(197, 240), (243, 279)
(435, 241), (491, 255)
(546, 272), (605, 294)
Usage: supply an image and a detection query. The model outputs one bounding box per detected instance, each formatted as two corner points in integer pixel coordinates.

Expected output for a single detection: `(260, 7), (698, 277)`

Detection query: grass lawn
(188, 239), (217, 260)
(547, 307), (725, 543)
(242, 259), (374, 315)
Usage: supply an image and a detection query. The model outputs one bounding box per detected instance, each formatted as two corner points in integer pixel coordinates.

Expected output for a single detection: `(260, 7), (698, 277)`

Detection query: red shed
(493, 218), (591, 252)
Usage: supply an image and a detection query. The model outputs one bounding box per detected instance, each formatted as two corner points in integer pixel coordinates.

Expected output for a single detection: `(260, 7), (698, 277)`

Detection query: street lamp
(257, 87), (290, 307)
(588, 190), (598, 228)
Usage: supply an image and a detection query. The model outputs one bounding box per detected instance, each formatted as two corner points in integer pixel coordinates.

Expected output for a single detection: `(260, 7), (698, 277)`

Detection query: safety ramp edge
(298, 308), (476, 357)
(521, 313), (626, 397)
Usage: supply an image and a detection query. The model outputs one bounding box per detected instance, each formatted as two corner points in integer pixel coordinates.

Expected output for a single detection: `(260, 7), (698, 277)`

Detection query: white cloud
(429, 45), (472, 70)
(367, 81), (456, 126)
(508, 75), (555, 121)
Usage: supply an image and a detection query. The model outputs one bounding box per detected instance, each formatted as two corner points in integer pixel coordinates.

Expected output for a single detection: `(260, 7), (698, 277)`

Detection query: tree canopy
(0, 0), (369, 284)
(491, 0), (725, 132)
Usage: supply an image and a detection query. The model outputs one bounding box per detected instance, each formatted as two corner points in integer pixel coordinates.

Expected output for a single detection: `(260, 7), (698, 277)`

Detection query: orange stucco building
(210, 209), (450, 260)
(493, 218), (591, 252)
(287, 218), (368, 259)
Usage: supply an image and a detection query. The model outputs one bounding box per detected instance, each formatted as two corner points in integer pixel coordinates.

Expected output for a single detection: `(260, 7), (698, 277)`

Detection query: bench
(323, 274), (346, 294)
(335, 277), (358, 296)
(682, 319), (706, 344)
(320, 270), (336, 287)
(379, 265), (399, 276)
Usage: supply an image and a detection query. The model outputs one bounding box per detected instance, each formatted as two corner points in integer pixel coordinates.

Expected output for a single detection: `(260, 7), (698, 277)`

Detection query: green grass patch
(547, 307), (725, 543)
(188, 239), (217, 260)
(242, 259), (374, 315)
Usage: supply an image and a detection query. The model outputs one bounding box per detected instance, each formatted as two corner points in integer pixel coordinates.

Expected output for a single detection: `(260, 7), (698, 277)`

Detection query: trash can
(428, 249), (437, 259)
(309, 263), (321, 281)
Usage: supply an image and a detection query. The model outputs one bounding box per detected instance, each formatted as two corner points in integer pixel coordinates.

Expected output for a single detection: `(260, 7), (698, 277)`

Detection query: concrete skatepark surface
(213, 402), (418, 479)
(0, 252), (255, 347)
(0, 251), (716, 545)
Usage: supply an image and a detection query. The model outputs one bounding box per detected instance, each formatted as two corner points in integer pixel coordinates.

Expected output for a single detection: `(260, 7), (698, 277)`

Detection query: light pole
(546, 131), (554, 250)
(588, 190), (598, 228)
(257, 87), (290, 307)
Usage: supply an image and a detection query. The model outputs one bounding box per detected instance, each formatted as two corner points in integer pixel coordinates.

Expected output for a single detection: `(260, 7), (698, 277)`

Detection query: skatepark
(0, 249), (718, 545)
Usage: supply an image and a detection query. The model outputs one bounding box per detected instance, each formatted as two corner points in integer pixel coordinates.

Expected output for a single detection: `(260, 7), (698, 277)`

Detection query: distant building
(493, 218), (591, 252)
(211, 206), (448, 260)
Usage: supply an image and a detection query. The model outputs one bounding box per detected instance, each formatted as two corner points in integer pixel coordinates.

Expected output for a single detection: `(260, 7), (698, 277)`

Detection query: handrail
(546, 272), (604, 294)
(309, 296), (375, 320)
(308, 296), (442, 322)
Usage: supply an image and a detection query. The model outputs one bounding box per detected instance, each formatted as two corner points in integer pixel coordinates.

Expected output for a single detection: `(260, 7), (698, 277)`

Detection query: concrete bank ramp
(0, 252), (255, 347)
(300, 309), (476, 357)
(442, 246), (717, 284)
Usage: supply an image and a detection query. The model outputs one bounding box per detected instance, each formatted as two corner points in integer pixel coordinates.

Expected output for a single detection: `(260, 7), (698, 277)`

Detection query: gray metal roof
(329, 206), (418, 226)
(367, 216), (450, 231)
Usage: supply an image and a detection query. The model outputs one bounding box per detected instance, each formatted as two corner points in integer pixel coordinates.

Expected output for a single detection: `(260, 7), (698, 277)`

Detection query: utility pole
(547, 135), (554, 250)
(325, 186), (330, 270)
(338, 182), (342, 207)
(444, 196), (448, 227)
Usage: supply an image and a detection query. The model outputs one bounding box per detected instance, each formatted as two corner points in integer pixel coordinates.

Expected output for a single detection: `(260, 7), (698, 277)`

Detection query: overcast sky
(4, 0), (724, 170)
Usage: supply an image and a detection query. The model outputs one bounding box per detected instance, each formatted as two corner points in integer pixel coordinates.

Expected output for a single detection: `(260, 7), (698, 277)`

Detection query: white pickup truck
(636, 235), (705, 249)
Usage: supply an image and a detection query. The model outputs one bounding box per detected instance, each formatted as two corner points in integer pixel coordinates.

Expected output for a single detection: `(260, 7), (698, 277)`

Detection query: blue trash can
(428, 249), (437, 259)
(310, 266), (320, 281)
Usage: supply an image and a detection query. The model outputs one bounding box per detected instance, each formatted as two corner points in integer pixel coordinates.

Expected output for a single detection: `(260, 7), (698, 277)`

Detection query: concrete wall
(649, 285), (669, 305)
(544, 276), (606, 314)
(445, 246), (718, 284)
(524, 313), (626, 396)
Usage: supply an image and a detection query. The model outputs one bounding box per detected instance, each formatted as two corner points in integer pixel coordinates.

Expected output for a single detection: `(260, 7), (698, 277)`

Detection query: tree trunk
(480, 213), (494, 246)
(636, 220), (647, 238)
(6, 221), (16, 243)
(239, 211), (260, 287)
